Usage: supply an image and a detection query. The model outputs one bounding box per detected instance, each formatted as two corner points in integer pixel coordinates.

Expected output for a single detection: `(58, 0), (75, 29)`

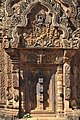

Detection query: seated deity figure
(23, 32), (34, 47)
(53, 28), (60, 47)
(53, 28), (63, 47)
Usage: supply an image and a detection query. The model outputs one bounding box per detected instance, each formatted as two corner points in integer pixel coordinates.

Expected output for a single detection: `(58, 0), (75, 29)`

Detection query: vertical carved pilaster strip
(77, 65), (80, 101)
(63, 62), (71, 111)
(72, 65), (78, 100)
(48, 74), (55, 111)
(0, 72), (1, 101)
(6, 58), (13, 108)
(7, 56), (12, 88)
(0, 41), (2, 100)
(4, 51), (9, 106)
(63, 50), (76, 111)
(1, 49), (6, 100)
(56, 65), (63, 112)
(12, 62), (19, 109)
(48, 76), (53, 110)
(20, 65), (26, 113)
(36, 78), (43, 110)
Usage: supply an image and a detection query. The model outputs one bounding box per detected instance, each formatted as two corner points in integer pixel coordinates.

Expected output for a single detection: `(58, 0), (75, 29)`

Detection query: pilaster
(56, 65), (63, 112)
(19, 66), (26, 113)
(63, 50), (76, 112)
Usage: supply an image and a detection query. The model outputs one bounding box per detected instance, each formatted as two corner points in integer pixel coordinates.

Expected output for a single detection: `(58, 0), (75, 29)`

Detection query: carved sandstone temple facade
(0, 0), (80, 119)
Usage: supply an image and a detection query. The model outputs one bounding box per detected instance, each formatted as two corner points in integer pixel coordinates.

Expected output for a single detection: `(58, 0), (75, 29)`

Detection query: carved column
(56, 65), (63, 112)
(36, 78), (43, 110)
(47, 74), (55, 111)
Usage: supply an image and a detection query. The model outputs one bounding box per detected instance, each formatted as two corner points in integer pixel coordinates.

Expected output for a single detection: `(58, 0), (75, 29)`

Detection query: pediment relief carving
(8, 2), (69, 48)
(5, 1), (80, 49)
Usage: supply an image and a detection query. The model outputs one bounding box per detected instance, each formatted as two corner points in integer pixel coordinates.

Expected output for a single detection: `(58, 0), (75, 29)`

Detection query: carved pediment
(8, 1), (69, 48)
(4, 0), (80, 49)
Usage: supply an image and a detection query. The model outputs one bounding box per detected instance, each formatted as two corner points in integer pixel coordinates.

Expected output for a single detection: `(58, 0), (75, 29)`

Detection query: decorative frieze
(20, 49), (63, 65)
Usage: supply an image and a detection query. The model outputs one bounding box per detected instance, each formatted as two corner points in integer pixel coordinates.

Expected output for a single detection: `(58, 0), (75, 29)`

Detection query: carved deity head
(54, 28), (60, 38)
(36, 9), (46, 26)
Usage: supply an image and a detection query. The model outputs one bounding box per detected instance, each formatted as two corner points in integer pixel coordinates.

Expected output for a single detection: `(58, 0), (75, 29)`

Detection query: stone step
(19, 117), (65, 120)
(30, 110), (56, 117)
(31, 114), (56, 117)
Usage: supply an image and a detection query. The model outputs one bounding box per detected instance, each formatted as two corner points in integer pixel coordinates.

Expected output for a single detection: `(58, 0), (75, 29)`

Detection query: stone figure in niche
(53, 28), (63, 47)
(23, 32), (34, 47)
(36, 9), (46, 27)
(6, 88), (13, 101)
(6, 87), (19, 108)
(21, 7), (54, 47)
(13, 89), (19, 108)
(6, 87), (13, 108)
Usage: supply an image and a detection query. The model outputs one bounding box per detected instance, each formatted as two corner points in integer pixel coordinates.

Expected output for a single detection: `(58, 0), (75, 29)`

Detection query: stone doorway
(19, 48), (63, 116)
(25, 66), (57, 113)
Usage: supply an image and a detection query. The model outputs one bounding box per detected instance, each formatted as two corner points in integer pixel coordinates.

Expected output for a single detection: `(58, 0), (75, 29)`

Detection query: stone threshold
(19, 117), (65, 120)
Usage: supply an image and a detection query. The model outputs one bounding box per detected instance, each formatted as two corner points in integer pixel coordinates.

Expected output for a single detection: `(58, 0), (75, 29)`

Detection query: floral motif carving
(72, 28), (80, 48)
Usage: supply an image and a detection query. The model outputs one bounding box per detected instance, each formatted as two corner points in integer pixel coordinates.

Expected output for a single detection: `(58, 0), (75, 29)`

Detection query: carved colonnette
(55, 65), (63, 113)
(19, 63), (26, 114)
